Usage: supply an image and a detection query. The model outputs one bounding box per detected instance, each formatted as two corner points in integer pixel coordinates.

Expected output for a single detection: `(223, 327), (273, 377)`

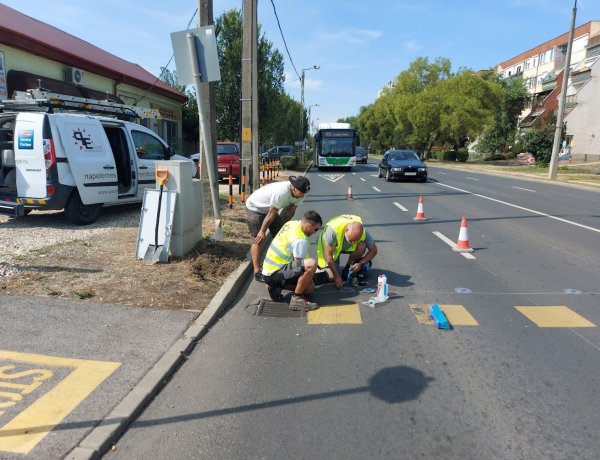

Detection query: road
(108, 162), (600, 459)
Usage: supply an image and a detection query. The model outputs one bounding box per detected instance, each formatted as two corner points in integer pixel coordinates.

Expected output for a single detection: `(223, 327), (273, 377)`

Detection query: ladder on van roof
(0, 89), (161, 120)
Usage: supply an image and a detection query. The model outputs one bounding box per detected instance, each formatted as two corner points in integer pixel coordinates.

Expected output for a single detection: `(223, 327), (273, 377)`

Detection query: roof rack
(0, 89), (162, 120)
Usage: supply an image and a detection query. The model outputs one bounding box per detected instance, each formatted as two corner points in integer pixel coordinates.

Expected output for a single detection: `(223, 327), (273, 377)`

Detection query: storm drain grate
(256, 300), (306, 318)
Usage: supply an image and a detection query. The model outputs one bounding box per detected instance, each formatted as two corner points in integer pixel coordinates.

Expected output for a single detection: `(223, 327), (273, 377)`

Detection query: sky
(3, 0), (600, 128)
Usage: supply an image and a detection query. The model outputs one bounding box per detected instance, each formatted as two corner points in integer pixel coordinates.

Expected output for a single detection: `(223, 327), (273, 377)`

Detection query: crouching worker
(316, 214), (378, 288)
(262, 210), (323, 311)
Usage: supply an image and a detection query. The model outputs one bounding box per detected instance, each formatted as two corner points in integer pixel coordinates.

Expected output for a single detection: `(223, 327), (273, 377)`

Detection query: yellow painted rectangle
(441, 305), (479, 326)
(242, 127), (251, 142)
(0, 350), (121, 454)
(307, 304), (362, 324)
(515, 306), (596, 328)
(409, 304), (478, 326)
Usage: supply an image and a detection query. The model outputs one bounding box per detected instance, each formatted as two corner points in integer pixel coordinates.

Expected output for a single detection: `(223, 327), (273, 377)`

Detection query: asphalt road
(108, 162), (600, 459)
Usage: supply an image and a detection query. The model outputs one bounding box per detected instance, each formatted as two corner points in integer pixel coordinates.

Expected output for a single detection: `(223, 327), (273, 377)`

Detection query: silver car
(355, 146), (368, 164)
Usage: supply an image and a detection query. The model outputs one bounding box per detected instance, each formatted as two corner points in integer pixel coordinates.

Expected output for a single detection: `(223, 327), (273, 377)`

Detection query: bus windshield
(320, 137), (355, 157)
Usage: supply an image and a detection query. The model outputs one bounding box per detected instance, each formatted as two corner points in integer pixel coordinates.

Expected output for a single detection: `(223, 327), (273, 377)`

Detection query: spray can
(377, 274), (388, 301)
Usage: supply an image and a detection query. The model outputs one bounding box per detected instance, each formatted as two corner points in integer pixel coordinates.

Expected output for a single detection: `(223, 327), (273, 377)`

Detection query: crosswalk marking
(409, 304), (478, 326)
(307, 304), (362, 324)
(515, 306), (596, 328)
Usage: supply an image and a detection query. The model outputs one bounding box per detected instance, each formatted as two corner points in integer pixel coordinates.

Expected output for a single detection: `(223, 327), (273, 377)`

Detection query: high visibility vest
(317, 215), (365, 268)
(263, 220), (308, 275)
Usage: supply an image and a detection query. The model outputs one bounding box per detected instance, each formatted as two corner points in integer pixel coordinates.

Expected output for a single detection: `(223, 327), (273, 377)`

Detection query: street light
(300, 65), (320, 144)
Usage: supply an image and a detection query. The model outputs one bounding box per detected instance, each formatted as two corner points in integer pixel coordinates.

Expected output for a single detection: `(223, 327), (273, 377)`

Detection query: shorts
(263, 260), (305, 288)
(247, 209), (284, 239)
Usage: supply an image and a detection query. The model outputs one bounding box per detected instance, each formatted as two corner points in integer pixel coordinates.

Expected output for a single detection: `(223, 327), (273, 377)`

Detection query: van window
(132, 130), (168, 160)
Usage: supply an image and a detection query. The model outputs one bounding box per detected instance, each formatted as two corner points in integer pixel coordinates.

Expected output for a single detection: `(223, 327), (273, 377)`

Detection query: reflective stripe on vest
(263, 220), (308, 275)
(317, 215), (365, 268)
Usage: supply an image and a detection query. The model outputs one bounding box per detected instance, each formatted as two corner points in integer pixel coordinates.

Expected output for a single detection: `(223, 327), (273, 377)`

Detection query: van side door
(127, 127), (171, 199)
(14, 112), (48, 198)
(53, 115), (118, 204)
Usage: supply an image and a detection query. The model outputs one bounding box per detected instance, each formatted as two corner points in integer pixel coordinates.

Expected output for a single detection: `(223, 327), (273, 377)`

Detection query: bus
(313, 122), (359, 171)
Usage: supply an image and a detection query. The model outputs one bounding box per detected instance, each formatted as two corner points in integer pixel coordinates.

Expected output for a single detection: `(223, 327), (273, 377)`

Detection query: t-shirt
(322, 225), (374, 253)
(289, 238), (309, 259)
(245, 181), (304, 214)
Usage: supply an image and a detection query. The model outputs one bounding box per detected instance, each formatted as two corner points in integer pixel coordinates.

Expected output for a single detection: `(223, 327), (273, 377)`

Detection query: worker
(262, 210), (322, 311)
(246, 175), (311, 282)
(316, 214), (378, 289)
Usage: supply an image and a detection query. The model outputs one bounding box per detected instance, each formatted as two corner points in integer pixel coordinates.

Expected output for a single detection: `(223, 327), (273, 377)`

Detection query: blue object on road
(429, 304), (451, 330)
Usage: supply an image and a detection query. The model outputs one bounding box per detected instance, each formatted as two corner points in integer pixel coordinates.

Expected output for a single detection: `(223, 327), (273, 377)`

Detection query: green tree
(521, 127), (554, 165)
(159, 67), (198, 150)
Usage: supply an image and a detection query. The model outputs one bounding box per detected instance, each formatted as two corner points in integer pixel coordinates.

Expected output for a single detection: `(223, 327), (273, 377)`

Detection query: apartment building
(496, 21), (600, 159)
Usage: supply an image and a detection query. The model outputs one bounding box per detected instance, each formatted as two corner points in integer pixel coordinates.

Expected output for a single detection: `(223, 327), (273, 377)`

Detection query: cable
(133, 8), (198, 105)
(269, 0), (300, 79)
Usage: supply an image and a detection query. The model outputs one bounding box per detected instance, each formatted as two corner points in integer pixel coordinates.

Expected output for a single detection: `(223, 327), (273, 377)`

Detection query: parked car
(191, 142), (241, 180)
(261, 145), (294, 161)
(355, 146), (368, 164)
(378, 150), (427, 182)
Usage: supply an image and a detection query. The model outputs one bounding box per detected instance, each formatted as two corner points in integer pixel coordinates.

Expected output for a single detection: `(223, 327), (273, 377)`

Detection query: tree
(159, 67), (198, 151)
(521, 127), (554, 165)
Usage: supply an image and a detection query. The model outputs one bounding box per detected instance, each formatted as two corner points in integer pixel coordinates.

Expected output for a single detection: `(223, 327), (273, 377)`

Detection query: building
(0, 4), (186, 150)
(496, 21), (600, 159)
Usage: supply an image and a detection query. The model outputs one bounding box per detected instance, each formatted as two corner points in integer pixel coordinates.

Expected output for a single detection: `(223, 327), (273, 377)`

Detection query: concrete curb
(65, 259), (253, 460)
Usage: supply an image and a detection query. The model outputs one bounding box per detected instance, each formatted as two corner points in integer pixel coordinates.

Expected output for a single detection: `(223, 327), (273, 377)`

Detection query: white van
(0, 91), (188, 224)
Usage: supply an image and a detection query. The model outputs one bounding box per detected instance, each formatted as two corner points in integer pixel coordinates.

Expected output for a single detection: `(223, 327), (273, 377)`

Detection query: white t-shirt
(245, 181), (304, 214)
(289, 238), (309, 259)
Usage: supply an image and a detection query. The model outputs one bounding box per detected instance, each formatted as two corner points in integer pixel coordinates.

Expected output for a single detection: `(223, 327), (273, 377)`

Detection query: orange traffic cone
(346, 184), (354, 200)
(453, 216), (474, 252)
(413, 196), (427, 221)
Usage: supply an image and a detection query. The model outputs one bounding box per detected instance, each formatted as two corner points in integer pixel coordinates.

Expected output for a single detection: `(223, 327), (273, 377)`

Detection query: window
(540, 52), (546, 64)
(131, 130), (168, 160)
(164, 120), (178, 149)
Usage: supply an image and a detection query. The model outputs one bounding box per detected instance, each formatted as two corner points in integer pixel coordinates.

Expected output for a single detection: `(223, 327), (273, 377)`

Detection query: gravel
(0, 205), (141, 277)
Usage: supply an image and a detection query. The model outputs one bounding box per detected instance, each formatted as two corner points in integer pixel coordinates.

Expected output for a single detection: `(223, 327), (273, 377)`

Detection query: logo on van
(17, 130), (34, 149)
(72, 128), (95, 150)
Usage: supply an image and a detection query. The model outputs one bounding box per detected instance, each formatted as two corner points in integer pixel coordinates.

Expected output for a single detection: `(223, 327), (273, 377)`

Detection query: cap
(289, 176), (311, 193)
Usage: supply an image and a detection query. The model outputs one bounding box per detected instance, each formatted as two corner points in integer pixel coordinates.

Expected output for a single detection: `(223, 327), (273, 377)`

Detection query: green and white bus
(313, 122), (359, 171)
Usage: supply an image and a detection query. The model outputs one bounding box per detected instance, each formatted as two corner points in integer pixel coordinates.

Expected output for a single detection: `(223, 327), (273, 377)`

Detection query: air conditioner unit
(64, 67), (84, 85)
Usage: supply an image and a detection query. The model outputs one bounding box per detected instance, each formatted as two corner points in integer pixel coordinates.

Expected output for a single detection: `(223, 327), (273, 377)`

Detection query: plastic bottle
(377, 274), (388, 301)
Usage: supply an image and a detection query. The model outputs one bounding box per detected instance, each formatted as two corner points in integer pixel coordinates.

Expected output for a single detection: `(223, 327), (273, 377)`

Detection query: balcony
(565, 95), (577, 108)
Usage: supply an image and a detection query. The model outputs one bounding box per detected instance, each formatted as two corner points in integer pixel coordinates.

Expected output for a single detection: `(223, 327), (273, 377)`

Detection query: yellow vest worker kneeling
(317, 214), (378, 289)
(262, 210), (323, 311)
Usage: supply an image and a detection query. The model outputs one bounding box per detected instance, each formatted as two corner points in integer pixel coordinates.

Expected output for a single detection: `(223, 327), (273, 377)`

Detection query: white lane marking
(393, 202), (408, 212)
(352, 172), (357, 175)
(360, 177), (366, 182)
(437, 182), (600, 234)
(512, 186), (536, 193)
(318, 174), (345, 183)
(466, 176), (480, 181)
(432, 231), (476, 259)
(436, 171), (447, 175)
(372, 186), (381, 192)
(370, 174), (379, 177)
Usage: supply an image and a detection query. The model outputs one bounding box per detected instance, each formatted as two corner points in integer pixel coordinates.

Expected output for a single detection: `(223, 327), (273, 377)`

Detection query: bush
(484, 153), (506, 161)
(456, 148), (469, 162)
(279, 155), (297, 169)
(437, 150), (457, 161)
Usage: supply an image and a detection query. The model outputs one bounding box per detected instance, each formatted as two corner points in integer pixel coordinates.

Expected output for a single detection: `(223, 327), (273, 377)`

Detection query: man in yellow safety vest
(316, 214), (378, 289)
(262, 210), (322, 311)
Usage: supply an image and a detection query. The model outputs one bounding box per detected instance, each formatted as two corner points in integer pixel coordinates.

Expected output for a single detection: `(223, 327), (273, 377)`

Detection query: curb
(65, 259), (253, 460)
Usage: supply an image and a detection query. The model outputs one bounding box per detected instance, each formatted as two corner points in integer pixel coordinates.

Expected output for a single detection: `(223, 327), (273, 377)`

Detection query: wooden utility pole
(199, 0), (218, 216)
(242, 0), (258, 192)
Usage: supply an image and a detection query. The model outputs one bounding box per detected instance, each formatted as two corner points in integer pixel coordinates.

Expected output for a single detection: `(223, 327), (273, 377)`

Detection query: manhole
(255, 300), (306, 318)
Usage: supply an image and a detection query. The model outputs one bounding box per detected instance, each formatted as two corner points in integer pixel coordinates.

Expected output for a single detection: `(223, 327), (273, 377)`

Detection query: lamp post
(300, 65), (320, 144)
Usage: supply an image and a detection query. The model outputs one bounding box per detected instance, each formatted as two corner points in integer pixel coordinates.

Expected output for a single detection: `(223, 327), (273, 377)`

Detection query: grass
(72, 289), (95, 299)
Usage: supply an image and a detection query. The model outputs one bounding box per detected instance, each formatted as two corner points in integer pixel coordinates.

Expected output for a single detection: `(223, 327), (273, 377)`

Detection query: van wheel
(65, 192), (102, 225)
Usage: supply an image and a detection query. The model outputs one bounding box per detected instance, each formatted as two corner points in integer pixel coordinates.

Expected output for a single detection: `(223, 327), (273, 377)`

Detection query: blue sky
(4, 1), (600, 127)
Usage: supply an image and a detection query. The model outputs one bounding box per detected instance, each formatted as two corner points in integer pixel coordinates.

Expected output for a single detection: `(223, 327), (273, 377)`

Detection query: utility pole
(241, 0), (258, 191)
(549, 0), (577, 180)
(251, 1), (259, 191)
(198, 0), (218, 216)
(300, 65), (319, 148)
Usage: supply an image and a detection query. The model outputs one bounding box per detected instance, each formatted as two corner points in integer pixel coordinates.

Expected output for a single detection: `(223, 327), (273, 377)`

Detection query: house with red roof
(0, 4), (186, 150)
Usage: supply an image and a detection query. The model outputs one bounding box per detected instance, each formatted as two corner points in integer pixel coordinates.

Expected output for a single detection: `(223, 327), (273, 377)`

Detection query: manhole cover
(255, 300), (306, 318)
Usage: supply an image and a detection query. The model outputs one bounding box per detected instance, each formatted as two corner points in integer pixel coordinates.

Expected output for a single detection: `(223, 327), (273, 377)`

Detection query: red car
(217, 142), (241, 180)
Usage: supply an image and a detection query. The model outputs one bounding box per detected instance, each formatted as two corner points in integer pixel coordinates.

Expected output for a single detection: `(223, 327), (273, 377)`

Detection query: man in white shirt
(246, 176), (311, 281)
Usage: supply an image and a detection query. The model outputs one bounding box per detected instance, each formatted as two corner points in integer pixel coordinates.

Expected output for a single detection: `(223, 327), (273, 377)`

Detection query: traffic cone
(346, 184), (354, 200)
(413, 196), (427, 221)
(453, 216), (474, 252)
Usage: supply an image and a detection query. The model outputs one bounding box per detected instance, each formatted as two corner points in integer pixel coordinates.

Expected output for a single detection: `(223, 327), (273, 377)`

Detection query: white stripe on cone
(347, 184), (354, 200)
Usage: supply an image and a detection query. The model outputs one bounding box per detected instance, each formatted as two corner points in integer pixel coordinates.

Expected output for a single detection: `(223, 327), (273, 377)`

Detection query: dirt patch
(0, 199), (252, 311)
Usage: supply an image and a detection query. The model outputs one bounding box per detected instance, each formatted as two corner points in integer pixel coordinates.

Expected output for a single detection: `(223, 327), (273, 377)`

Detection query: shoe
(254, 272), (265, 283)
(289, 294), (319, 311)
(267, 284), (283, 302)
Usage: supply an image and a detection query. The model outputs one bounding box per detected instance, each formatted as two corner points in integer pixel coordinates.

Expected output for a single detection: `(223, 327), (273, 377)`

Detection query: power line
(269, 0), (300, 79)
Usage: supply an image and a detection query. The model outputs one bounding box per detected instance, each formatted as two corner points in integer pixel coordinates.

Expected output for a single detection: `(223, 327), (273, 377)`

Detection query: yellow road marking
(515, 306), (596, 328)
(409, 304), (478, 326)
(0, 350), (121, 454)
(307, 304), (362, 324)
